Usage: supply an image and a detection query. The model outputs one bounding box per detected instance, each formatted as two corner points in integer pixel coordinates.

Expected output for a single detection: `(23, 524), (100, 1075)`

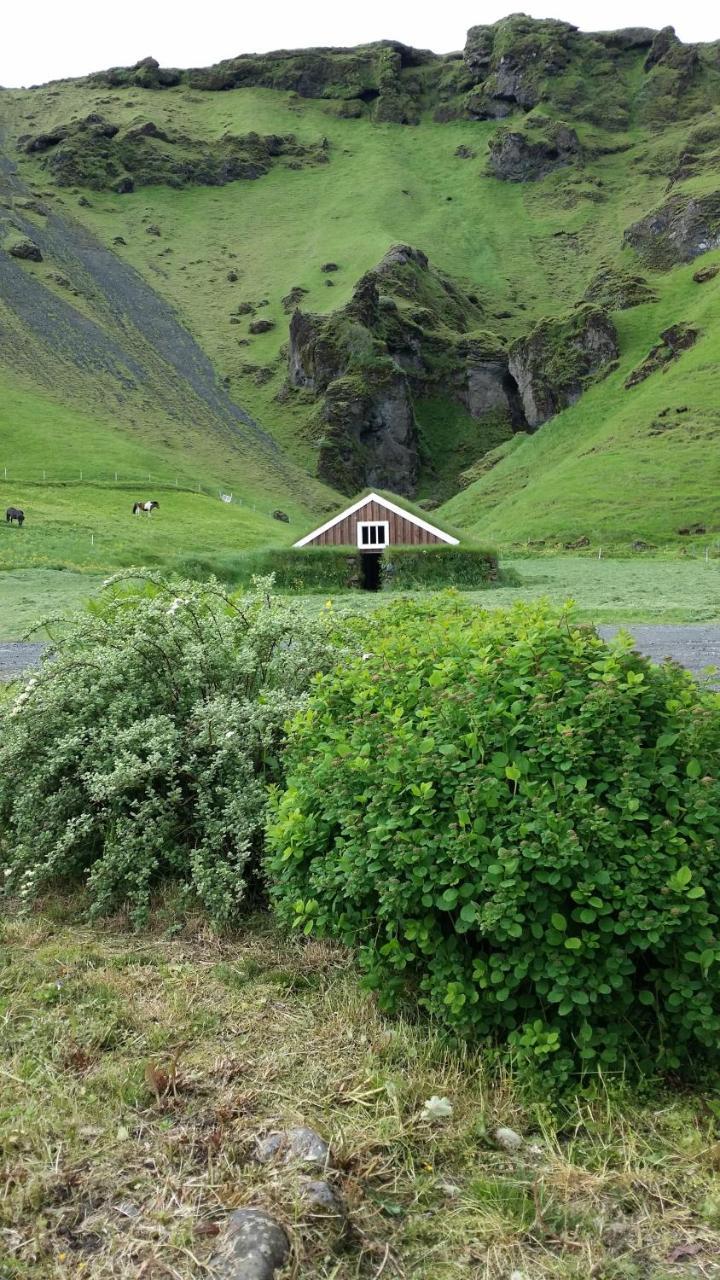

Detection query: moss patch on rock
(18, 116), (329, 191)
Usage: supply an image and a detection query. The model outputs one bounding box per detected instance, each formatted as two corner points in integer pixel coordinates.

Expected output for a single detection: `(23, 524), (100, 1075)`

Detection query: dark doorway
(360, 552), (382, 591)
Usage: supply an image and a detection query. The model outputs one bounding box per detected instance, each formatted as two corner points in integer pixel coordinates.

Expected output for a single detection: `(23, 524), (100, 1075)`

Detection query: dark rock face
(488, 123), (581, 181)
(208, 1208), (289, 1280)
(624, 192), (720, 267)
(249, 319), (275, 334)
(463, 357), (525, 426)
(464, 16), (576, 113)
(625, 323), (699, 387)
(509, 305), (619, 428)
(288, 309), (344, 392)
(590, 28), (657, 50)
(318, 368), (418, 496)
(644, 26), (680, 70)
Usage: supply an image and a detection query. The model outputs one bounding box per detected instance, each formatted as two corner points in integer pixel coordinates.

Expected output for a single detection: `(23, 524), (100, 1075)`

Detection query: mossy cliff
(77, 17), (720, 133)
(508, 306), (619, 428)
(286, 246), (527, 494)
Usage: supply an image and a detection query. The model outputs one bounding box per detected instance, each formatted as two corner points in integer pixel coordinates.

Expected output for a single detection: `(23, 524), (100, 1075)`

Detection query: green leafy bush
(0, 574), (338, 925)
(268, 600), (720, 1081)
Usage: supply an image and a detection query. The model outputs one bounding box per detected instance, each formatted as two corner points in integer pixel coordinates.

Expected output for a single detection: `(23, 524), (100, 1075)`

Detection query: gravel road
(2, 628), (720, 684)
(598, 626), (720, 681)
(0, 643), (47, 682)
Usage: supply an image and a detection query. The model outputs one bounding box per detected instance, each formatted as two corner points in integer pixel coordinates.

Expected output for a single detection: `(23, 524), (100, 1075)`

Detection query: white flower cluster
(9, 676), (38, 718)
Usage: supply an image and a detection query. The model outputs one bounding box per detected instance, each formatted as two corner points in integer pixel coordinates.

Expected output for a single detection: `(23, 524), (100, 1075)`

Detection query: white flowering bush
(0, 573), (339, 925)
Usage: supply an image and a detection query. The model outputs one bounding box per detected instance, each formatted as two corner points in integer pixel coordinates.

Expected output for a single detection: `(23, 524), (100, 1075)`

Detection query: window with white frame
(357, 520), (389, 549)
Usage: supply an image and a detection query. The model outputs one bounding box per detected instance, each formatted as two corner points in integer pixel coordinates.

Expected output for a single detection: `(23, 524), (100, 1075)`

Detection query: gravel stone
(255, 1126), (330, 1168)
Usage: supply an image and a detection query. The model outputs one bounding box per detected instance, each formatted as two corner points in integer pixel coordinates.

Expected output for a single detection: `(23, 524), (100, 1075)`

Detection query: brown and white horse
(132, 500), (159, 516)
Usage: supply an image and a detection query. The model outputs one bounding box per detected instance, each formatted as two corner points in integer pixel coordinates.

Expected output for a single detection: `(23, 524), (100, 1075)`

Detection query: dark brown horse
(6, 507), (24, 526)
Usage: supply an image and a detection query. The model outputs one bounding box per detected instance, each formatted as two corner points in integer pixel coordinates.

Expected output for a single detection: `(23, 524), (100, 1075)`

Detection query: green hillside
(1, 16), (720, 558)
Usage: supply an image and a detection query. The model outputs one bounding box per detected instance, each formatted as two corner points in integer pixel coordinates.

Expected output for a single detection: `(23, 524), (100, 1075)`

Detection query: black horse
(6, 507), (24, 526)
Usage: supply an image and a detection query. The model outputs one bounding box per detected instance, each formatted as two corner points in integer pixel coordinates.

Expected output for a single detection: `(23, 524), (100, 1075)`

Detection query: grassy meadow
(0, 484), (291, 575)
(3, 903), (720, 1280)
(2, 554), (720, 643)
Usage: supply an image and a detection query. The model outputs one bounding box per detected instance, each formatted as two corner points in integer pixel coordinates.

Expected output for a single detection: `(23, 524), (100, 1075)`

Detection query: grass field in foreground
(2, 903), (720, 1280)
(2, 556), (720, 642)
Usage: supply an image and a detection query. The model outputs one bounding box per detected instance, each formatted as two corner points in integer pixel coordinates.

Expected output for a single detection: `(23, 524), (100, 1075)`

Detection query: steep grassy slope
(1, 17), (720, 551)
(442, 249), (720, 545)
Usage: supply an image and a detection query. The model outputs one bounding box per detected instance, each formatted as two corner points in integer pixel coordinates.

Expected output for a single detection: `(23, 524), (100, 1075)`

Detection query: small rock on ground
(208, 1208), (289, 1280)
(495, 1125), (523, 1151)
(256, 1125), (330, 1168)
(299, 1178), (346, 1217)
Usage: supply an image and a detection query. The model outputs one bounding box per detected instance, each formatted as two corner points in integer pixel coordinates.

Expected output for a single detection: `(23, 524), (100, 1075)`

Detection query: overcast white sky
(2, 0), (718, 88)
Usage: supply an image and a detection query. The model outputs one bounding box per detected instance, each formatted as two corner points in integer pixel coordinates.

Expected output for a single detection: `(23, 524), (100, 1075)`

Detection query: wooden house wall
(308, 500), (446, 547)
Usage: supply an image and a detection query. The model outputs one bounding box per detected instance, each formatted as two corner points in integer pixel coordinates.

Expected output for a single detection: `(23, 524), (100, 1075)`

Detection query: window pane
(378, 525), (386, 544)
(361, 525), (369, 545)
(370, 526), (377, 544)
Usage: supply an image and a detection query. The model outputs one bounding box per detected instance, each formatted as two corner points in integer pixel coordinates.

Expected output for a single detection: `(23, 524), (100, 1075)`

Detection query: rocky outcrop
(89, 41), (432, 124)
(590, 29), (656, 51)
(488, 122), (581, 181)
(18, 117), (329, 191)
(464, 16), (577, 112)
(89, 55), (182, 90)
(625, 323), (699, 387)
(72, 19), (720, 138)
(286, 245), (527, 495)
(624, 192), (720, 268)
(508, 305), (619, 428)
(5, 235), (43, 262)
(583, 265), (658, 309)
(318, 366), (418, 494)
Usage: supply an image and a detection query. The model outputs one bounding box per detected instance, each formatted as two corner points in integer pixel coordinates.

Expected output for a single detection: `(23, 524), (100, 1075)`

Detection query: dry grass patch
(1, 903), (720, 1278)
